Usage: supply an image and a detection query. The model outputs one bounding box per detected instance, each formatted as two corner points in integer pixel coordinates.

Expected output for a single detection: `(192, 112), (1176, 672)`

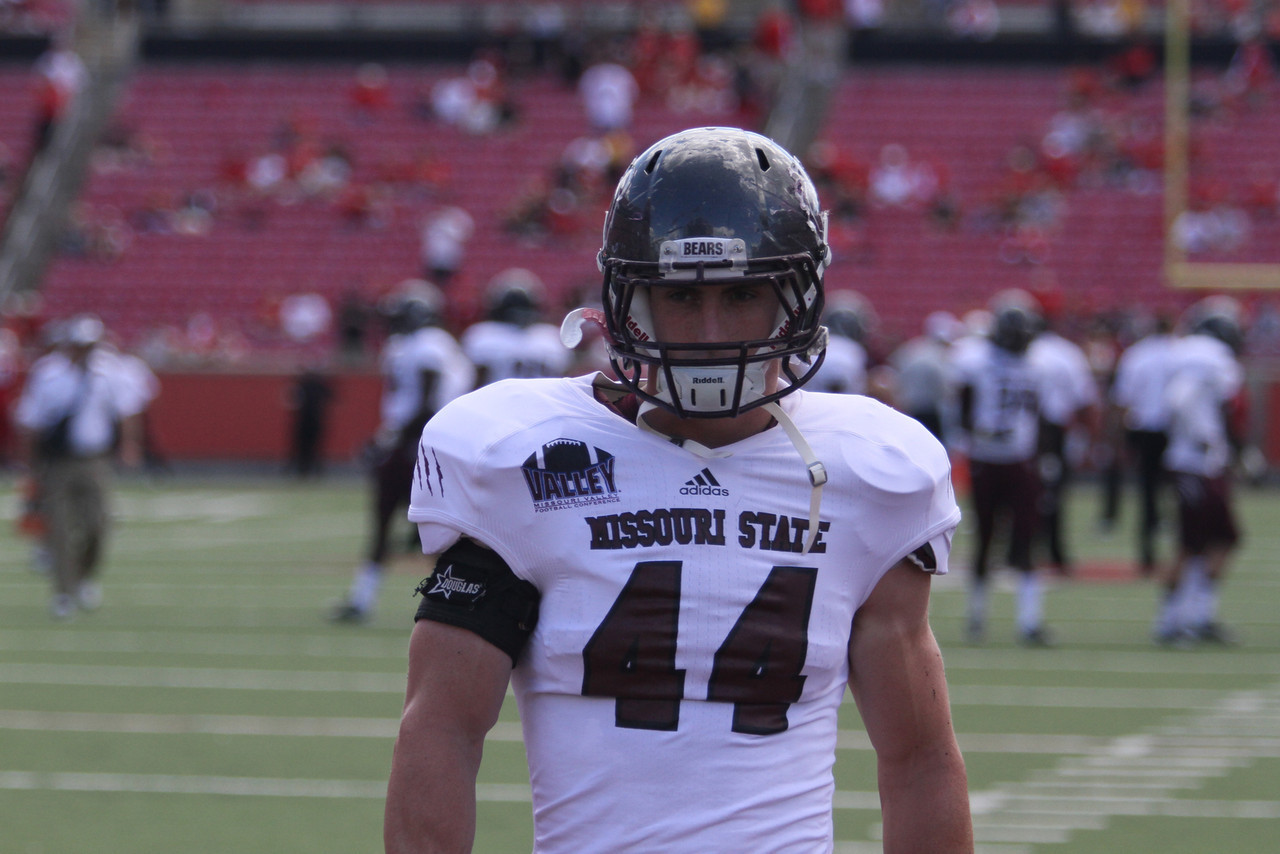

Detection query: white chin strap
(762, 401), (828, 556)
(637, 388), (828, 556)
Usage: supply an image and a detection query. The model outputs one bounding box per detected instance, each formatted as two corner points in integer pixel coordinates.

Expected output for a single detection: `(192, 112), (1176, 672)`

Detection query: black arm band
(414, 538), (541, 664)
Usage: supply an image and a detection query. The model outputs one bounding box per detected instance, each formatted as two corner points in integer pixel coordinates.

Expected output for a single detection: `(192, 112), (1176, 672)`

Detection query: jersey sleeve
(407, 389), (508, 557)
(838, 399), (962, 578)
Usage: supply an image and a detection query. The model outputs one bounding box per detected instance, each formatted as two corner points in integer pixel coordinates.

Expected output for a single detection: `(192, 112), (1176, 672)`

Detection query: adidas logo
(680, 467), (729, 496)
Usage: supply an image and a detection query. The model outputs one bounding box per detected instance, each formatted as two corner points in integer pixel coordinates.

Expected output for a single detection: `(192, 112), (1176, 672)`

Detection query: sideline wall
(147, 370), (381, 462)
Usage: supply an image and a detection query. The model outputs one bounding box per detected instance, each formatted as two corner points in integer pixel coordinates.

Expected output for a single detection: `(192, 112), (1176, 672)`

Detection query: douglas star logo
(522, 438), (621, 513)
(427, 565), (484, 601)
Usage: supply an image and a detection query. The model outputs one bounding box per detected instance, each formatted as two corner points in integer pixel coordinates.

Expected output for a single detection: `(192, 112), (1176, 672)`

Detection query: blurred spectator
(869, 143), (940, 210)
(420, 205), (474, 287)
(1222, 37), (1275, 111)
(578, 58), (639, 133)
(430, 58), (515, 135)
(287, 364), (335, 478)
(280, 292), (333, 346)
(947, 0), (1001, 40)
(1172, 195), (1251, 255)
(349, 63), (391, 122)
(844, 0), (884, 33)
(31, 36), (85, 157)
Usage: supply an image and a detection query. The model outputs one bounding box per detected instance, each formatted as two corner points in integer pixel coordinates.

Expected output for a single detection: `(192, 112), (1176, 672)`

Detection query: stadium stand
(24, 61), (1268, 352)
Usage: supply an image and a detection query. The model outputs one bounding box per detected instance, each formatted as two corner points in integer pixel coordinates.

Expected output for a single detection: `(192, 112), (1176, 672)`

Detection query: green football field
(1, 471), (1277, 853)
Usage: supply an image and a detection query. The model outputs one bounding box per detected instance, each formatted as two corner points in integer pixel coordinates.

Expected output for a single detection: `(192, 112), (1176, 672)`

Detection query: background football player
(460, 267), (571, 387)
(1154, 296), (1247, 645)
(330, 280), (474, 623)
(950, 290), (1053, 645)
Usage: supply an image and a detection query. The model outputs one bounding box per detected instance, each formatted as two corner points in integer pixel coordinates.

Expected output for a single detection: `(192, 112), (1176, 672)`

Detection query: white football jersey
(1028, 332), (1097, 427)
(804, 335), (868, 395)
(379, 327), (474, 434)
(1111, 333), (1176, 431)
(14, 348), (148, 455)
(408, 374), (959, 854)
(1163, 334), (1243, 477)
(461, 320), (572, 384)
(949, 337), (1041, 463)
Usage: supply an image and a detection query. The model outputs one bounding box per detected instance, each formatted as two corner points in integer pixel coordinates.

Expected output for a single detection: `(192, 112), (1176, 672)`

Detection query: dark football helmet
(1185, 295), (1244, 354)
(598, 127), (830, 417)
(485, 268), (545, 328)
(823, 290), (876, 344)
(380, 279), (444, 335)
(989, 289), (1040, 355)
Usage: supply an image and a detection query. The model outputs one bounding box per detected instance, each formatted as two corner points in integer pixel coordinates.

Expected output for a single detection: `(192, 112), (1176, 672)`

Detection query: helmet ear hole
(756, 147), (770, 171)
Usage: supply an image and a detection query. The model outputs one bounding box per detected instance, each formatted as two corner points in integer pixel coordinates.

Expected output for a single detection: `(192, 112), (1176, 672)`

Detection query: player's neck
(639, 405), (775, 449)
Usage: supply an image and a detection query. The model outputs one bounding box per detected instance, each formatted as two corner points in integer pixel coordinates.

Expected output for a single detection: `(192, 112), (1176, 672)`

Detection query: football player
(384, 127), (972, 853)
(330, 280), (474, 623)
(1154, 296), (1246, 645)
(1108, 313), (1176, 574)
(950, 290), (1052, 645)
(803, 288), (873, 395)
(460, 267), (572, 387)
(1025, 307), (1100, 575)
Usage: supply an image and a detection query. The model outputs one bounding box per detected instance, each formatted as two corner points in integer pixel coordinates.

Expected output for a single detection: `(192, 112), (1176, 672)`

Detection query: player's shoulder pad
(414, 538), (541, 664)
(809, 393), (952, 494)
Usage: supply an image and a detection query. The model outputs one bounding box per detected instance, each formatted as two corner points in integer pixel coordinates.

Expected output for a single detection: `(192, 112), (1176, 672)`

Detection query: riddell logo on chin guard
(691, 376), (724, 384)
(680, 467), (728, 496)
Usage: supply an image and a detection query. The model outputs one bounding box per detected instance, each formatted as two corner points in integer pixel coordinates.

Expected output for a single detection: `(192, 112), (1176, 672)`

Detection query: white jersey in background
(378, 327), (474, 435)
(949, 336), (1041, 463)
(1111, 332), (1177, 431)
(408, 374), (959, 854)
(1163, 334), (1243, 477)
(461, 320), (572, 384)
(804, 334), (868, 395)
(15, 348), (148, 456)
(1028, 331), (1098, 428)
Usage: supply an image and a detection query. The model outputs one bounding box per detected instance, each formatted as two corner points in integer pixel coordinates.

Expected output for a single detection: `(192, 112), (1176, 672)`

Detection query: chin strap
(637, 398), (828, 555)
(763, 401), (828, 555)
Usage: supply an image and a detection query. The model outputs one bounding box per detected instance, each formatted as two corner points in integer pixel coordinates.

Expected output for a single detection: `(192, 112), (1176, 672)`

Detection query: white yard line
(961, 681), (1280, 846)
(0, 663), (406, 694)
(0, 629), (408, 660)
(3, 662), (1264, 711)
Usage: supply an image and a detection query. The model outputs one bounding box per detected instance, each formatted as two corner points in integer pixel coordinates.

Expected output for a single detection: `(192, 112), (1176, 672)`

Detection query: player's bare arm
(384, 618), (512, 854)
(848, 560), (974, 853)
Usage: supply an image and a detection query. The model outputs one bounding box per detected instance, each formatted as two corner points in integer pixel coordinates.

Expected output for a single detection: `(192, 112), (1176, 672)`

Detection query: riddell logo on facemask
(691, 376), (724, 384)
(680, 467), (728, 496)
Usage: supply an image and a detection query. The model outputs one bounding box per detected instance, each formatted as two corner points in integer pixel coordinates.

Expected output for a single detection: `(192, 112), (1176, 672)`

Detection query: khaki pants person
(42, 455), (111, 597)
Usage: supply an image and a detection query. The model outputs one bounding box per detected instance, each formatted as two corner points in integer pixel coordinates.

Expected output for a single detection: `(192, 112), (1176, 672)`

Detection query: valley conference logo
(522, 438), (621, 513)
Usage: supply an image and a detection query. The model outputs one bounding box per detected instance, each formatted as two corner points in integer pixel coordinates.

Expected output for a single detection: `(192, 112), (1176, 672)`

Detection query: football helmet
(989, 289), (1040, 355)
(1185, 295), (1244, 354)
(485, 267), (545, 328)
(380, 278), (444, 334)
(823, 290), (876, 344)
(598, 127), (830, 418)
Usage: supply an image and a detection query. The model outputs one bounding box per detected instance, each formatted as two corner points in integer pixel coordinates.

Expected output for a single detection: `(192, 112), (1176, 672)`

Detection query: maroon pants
(969, 458), (1041, 578)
